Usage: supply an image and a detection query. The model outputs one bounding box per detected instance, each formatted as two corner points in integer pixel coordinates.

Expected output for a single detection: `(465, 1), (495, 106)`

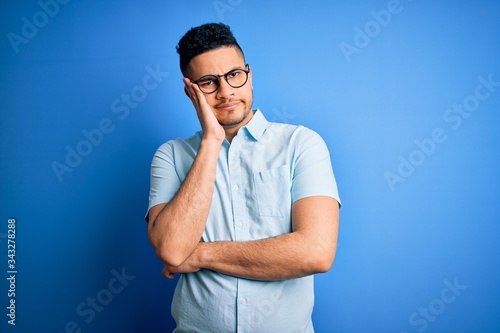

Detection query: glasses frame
(191, 64), (250, 94)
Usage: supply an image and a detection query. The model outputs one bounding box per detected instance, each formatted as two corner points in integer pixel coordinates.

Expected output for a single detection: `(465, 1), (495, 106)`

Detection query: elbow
(314, 254), (335, 274)
(310, 245), (337, 274)
(148, 227), (188, 267)
(149, 230), (188, 267)
(154, 242), (189, 267)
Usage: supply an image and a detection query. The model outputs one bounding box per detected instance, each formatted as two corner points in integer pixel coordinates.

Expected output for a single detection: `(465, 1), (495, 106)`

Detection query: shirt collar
(243, 109), (269, 141)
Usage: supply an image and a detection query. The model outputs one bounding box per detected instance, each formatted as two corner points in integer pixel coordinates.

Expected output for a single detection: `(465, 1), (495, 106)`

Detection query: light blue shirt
(147, 109), (340, 333)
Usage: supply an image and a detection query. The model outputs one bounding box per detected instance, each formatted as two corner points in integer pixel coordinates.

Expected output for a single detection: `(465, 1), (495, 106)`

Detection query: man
(146, 22), (341, 332)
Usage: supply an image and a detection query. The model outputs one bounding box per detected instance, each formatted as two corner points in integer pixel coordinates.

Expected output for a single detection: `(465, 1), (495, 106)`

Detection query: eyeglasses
(191, 64), (250, 94)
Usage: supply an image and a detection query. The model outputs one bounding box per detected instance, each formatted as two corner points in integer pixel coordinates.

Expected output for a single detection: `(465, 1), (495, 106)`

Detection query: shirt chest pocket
(252, 165), (292, 217)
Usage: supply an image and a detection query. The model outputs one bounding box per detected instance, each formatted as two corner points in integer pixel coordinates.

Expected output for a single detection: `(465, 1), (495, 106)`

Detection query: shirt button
(233, 185), (239, 191)
(239, 298), (246, 305)
(230, 152), (236, 157)
(237, 221), (243, 227)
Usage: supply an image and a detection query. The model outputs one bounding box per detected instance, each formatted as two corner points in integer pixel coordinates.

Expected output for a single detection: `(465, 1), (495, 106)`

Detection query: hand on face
(183, 78), (225, 143)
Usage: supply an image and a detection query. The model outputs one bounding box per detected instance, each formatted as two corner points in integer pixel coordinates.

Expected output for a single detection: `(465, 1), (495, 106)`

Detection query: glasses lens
(194, 67), (249, 94)
(226, 69), (248, 88)
(197, 76), (219, 93)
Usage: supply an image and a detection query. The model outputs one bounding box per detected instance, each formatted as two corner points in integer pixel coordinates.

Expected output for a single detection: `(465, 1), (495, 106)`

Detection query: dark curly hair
(176, 23), (245, 76)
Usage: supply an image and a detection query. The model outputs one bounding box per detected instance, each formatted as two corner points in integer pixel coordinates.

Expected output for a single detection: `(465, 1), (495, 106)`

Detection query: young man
(146, 23), (341, 332)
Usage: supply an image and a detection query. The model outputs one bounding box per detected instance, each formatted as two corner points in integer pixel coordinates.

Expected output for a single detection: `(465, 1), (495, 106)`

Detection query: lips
(215, 100), (240, 110)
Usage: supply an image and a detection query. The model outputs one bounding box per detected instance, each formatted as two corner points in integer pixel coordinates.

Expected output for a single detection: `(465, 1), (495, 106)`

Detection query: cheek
(203, 95), (218, 108)
(241, 87), (253, 102)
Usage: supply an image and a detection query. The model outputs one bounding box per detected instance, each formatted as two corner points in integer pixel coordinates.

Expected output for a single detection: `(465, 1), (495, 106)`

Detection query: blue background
(1, 1), (500, 332)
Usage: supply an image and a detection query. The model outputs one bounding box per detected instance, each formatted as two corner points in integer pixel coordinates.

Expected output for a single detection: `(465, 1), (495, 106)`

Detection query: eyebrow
(200, 65), (246, 78)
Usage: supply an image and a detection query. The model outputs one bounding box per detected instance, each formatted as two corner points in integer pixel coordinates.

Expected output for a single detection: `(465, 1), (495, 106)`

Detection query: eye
(198, 77), (217, 87)
(227, 70), (240, 78)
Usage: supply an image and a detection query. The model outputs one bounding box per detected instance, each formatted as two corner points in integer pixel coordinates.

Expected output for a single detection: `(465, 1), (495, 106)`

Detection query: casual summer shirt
(147, 109), (340, 333)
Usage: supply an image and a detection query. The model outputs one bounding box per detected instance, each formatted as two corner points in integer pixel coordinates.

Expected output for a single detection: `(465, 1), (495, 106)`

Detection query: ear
(247, 66), (253, 89)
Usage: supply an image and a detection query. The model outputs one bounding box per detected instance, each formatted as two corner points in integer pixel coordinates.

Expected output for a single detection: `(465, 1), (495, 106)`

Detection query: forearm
(148, 139), (221, 266)
(198, 231), (336, 281)
(195, 197), (339, 280)
(161, 194), (339, 281)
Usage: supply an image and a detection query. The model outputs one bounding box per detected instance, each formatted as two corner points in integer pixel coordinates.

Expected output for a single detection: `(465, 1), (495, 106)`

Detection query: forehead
(187, 46), (245, 77)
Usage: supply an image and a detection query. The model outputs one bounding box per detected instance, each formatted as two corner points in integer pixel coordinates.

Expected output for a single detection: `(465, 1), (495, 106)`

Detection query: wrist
(196, 242), (212, 270)
(201, 133), (225, 146)
(200, 135), (224, 147)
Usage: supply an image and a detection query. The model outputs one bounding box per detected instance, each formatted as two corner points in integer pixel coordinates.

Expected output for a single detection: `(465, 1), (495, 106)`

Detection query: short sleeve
(145, 141), (182, 221)
(290, 128), (341, 206)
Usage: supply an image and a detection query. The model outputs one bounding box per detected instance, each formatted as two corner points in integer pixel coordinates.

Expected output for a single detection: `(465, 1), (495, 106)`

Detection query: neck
(223, 109), (254, 143)
(224, 128), (238, 143)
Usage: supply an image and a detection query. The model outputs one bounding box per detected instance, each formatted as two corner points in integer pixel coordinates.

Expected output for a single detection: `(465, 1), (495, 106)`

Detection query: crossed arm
(147, 78), (339, 281)
(149, 195), (339, 281)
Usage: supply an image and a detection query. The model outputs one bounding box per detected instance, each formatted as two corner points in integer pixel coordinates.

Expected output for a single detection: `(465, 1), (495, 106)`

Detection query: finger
(183, 78), (201, 100)
(162, 265), (175, 279)
(182, 78), (195, 100)
(184, 79), (209, 108)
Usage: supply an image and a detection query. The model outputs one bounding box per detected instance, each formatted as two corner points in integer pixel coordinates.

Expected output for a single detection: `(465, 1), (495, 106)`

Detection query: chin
(218, 105), (252, 128)
(219, 116), (246, 128)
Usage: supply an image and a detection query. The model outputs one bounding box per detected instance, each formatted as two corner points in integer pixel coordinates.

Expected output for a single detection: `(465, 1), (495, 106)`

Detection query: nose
(215, 77), (235, 99)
